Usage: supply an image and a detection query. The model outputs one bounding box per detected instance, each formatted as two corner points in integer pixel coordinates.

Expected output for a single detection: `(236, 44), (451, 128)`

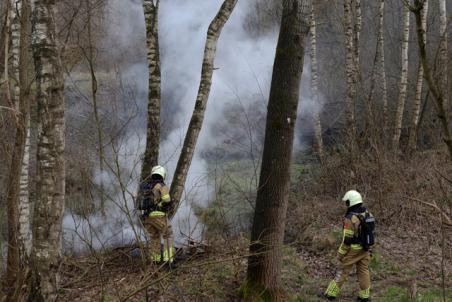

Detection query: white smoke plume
(62, 0), (324, 253)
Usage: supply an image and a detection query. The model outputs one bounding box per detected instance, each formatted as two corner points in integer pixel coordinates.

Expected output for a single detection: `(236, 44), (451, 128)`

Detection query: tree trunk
(438, 0), (447, 106)
(3, 0), (13, 109)
(245, 0), (307, 300)
(353, 0), (361, 75)
(392, 2), (410, 150)
(379, 0), (389, 136)
(408, 0), (427, 152)
(5, 0), (31, 298)
(366, 0), (386, 139)
(344, 0), (357, 147)
(4, 0), (19, 295)
(11, 0), (21, 109)
(140, 0), (161, 189)
(411, 0), (452, 161)
(169, 0), (237, 217)
(17, 0), (31, 267)
(309, 2), (323, 161)
(29, 0), (66, 300)
(84, 0), (105, 213)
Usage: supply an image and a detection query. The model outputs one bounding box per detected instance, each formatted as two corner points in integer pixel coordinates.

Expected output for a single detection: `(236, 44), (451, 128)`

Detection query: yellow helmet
(151, 165), (166, 180)
(342, 190), (362, 207)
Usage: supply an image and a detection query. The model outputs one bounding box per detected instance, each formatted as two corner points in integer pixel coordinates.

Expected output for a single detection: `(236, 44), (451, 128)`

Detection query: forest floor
(59, 197), (452, 302)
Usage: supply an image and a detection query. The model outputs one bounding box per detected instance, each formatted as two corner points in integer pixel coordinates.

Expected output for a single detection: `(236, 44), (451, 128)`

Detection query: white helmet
(342, 190), (363, 207)
(151, 165), (166, 180)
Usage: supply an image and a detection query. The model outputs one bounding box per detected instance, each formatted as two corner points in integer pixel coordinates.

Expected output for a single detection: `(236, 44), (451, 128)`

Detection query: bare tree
(3, 0), (12, 109)
(379, 0), (389, 137)
(4, 0), (31, 298)
(169, 0), (238, 217)
(392, 1), (410, 150)
(408, 0), (427, 152)
(309, 1), (323, 160)
(437, 0), (447, 107)
(366, 0), (387, 140)
(353, 0), (361, 74)
(28, 0), (66, 300)
(244, 0), (308, 300)
(344, 0), (357, 147)
(410, 0), (452, 161)
(139, 0), (161, 192)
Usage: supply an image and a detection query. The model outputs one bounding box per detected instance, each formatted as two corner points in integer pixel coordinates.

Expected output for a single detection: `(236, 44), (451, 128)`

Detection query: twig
(402, 196), (452, 226)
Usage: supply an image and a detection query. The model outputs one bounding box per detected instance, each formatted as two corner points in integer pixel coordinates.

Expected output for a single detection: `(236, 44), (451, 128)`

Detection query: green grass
(377, 286), (452, 302)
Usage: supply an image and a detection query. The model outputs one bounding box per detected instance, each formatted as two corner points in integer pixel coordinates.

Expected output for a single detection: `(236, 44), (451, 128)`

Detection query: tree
(169, 0), (237, 217)
(408, 0), (427, 152)
(309, 1), (323, 161)
(410, 0), (452, 161)
(437, 0), (447, 109)
(366, 0), (387, 141)
(4, 1), (31, 298)
(244, 0), (308, 300)
(139, 0), (161, 190)
(392, 2), (410, 150)
(344, 0), (357, 147)
(28, 0), (66, 300)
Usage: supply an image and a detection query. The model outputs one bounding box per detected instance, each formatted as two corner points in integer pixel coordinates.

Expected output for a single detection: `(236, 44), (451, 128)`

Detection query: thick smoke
(62, 0), (324, 252)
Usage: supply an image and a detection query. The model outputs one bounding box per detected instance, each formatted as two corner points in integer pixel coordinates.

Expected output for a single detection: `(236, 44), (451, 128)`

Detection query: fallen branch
(402, 196), (452, 226)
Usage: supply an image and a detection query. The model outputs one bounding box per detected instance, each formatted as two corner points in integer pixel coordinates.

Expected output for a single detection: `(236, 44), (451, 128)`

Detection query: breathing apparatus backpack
(354, 211), (375, 251)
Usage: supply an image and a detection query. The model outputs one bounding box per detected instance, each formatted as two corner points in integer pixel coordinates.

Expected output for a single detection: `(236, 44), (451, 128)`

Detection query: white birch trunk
(408, 0), (428, 151)
(11, 0), (21, 110)
(380, 0), (389, 135)
(10, 0), (32, 259)
(354, 0), (361, 74)
(19, 117), (31, 256)
(169, 0), (238, 217)
(438, 0), (447, 103)
(344, 0), (357, 145)
(310, 3), (323, 160)
(29, 0), (65, 300)
(140, 0), (161, 189)
(392, 3), (410, 150)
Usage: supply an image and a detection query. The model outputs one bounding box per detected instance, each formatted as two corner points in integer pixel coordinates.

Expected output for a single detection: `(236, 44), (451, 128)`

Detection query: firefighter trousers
(325, 250), (371, 299)
(142, 212), (175, 263)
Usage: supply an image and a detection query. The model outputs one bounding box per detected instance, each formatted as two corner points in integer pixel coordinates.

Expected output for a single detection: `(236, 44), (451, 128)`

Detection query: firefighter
(139, 165), (175, 264)
(324, 190), (371, 301)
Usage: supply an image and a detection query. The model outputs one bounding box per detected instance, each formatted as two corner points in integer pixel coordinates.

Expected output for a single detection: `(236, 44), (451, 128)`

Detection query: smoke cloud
(62, 0), (324, 252)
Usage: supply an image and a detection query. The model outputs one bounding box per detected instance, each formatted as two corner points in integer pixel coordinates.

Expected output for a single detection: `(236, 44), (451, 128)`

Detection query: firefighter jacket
(140, 180), (171, 215)
(337, 205), (367, 257)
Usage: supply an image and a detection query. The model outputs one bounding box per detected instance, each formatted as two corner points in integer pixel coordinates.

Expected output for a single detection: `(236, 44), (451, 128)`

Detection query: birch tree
(437, 0), (447, 106)
(353, 0), (361, 75)
(344, 0), (357, 147)
(139, 0), (161, 191)
(5, 0), (31, 298)
(28, 0), (66, 300)
(408, 0), (427, 152)
(392, 2), (410, 150)
(169, 0), (237, 217)
(379, 0), (389, 136)
(410, 0), (452, 160)
(245, 0), (308, 300)
(309, 2), (323, 160)
(366, 0), (387, 138)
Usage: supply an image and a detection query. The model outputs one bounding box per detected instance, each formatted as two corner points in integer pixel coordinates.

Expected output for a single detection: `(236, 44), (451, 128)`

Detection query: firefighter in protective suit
(324, 190), (371, 301)
(139, 165), (175, 264)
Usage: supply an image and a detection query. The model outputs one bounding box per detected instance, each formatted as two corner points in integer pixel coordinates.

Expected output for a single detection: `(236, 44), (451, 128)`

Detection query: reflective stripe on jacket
(338, 214), (362, 256)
